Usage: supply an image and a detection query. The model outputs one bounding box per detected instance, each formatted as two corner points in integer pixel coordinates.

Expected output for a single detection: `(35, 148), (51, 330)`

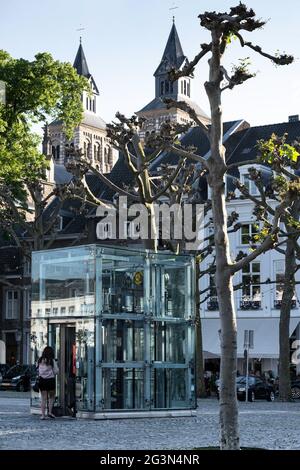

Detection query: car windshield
(237, 376), (256, 385)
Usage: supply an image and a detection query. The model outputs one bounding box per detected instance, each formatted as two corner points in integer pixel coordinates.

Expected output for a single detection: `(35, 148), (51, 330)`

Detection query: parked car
(291, 378), (300, 399)
(1, 365), (37, 392)
(0, 364), (10, 387)
(0, 364), (10, 377)
(216, 375), (276, 402)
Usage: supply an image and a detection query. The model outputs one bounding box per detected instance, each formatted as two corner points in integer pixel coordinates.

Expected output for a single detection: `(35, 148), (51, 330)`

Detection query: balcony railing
(274, 299), (297, 309)
(239, 299), (261, 310)
(207, 298), (219, 311)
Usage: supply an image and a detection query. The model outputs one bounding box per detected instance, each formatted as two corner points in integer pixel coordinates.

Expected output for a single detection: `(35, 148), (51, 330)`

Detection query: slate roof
(73, 42), (99, 95)
(82, 112), (106, 130)
(154, 22), (186, 76)
(225, 120), (300, 171)
(2, 119), (300, 250)
(73, 43), (90, 78)
(136, 96), (210, 122)
(54, 165), (73, 184)
(150, 120), (247, 169)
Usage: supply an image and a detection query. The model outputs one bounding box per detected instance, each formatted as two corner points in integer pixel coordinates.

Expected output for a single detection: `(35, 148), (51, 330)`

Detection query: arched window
(187, 80), (190, 97)
(108, 148), (113, 165)
(165, 81), (169, 93)
(87, 142), (91, 159)
(104, 147), (108, 164)
(86, 97), (89, 110)
(52, 145), (60, 160)
(181, 81), (184, 94)
(97, 143), (101, 162)
(93, 98), (96, 113)
(84, 142), (87, 158)
(160, 81), (165, 95)
(184, 80), (187, 95)
(52, 146), (56, 159)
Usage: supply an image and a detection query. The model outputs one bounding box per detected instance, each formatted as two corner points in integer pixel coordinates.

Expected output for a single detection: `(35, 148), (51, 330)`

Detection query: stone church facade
(48, 41), (117, 174)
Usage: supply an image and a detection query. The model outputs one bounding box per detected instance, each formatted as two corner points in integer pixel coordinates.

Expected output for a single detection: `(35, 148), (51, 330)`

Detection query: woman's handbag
(32, 376), (40, 393)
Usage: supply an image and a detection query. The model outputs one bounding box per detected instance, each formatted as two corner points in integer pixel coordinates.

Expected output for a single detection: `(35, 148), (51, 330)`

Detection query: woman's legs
(48, 390), (55, 416)
(41, 391), (47, 418)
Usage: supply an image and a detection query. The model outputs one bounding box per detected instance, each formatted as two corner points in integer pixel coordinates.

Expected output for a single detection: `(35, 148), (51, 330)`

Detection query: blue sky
(1, 0), (299, 126)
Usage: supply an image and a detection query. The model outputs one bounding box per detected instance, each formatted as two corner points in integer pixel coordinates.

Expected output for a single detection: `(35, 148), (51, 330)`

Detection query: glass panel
(151, 369), (190, 409)
(102, 258), (144, 314)
(48, 324), (61, 408)
(31, 245), (195, 412)
(75, 319), (95, 411)
(31, 246), (96, 318)
(241, 225), (250, 245)
(102, 368), (144, 410)
(102, 319), (144, 362)
(252, 263), (260, 273)
(151, 322), (186, 363)
(30, 319), (48, 408)
(162, 267), (188, 318)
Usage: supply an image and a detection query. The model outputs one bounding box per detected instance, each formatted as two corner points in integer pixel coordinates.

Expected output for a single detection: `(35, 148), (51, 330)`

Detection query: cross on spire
(76, 26), (85, 44)
(169, 3), (178, 23)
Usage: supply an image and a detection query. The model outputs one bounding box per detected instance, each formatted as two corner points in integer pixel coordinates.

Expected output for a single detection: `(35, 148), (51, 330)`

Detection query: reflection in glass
(31, 245), (195, 413)
(102, 319), (144, 362)
(102, 368), (144, 409)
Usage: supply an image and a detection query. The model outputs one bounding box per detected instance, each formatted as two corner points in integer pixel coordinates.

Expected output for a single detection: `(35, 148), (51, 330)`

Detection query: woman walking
(38, 346), (59, 419)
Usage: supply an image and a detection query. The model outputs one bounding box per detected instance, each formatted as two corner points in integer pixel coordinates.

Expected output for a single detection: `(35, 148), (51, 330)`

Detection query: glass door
(48, 323), (76, 416)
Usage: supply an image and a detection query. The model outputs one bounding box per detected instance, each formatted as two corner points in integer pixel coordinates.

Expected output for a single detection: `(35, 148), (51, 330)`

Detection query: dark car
(0, 364), (10, 386)
(291, 379), (300, 399)
(1, 365), (37, 392)
(236, 376), (275, 402)
(0, 364), (10, 377)
(216, 375), (275, 402)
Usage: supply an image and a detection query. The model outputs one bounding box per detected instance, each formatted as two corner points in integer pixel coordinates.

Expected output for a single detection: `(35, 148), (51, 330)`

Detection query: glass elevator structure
(30, 245), (196, 416)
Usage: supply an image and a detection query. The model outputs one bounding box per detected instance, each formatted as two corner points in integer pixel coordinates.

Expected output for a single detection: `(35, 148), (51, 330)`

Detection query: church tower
(136, 20), (210, 137)
(48, 40), (117, 174)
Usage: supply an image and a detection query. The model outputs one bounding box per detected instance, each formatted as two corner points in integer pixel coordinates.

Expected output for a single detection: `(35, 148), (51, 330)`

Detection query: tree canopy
(0, 50), (89, 201)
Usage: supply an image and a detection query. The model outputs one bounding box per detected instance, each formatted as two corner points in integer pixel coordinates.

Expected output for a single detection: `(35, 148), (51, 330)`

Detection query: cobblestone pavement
(0, 394), (300, 450)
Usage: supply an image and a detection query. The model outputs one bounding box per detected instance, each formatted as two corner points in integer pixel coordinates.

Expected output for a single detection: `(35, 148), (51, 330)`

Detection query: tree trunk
(211, 179), (239, 450)
(205, 30), (239, 450)
(279, 238), (295, 401)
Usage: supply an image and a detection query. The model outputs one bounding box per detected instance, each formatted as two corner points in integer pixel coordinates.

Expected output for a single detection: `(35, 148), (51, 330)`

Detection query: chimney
(288, 115), (299, 122)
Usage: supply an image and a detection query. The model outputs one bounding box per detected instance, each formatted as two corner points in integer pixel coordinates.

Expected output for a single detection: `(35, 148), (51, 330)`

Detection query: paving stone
(0, 394), (299, 450)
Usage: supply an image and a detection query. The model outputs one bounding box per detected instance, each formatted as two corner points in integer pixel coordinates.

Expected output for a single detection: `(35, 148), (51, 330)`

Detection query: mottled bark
(279, 238), (295, 401)
(205, 30), (239, 450)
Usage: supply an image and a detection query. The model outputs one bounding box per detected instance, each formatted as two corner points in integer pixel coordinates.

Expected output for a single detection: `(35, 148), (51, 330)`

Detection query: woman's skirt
(39, 377), (56, 392)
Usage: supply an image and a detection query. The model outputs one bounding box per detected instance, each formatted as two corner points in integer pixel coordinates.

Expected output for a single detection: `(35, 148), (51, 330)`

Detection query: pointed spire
(73, 41), (90, 78)
(42, 123), (52, 156)
(154, 22), (185, 76)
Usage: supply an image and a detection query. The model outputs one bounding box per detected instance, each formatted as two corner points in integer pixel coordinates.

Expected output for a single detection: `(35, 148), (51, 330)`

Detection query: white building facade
(201, 164), (300, 377)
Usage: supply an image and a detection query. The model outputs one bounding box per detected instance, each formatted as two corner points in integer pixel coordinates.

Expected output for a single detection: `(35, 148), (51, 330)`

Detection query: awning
(203, 350), (220, 359)
(202, 317), (300, 359)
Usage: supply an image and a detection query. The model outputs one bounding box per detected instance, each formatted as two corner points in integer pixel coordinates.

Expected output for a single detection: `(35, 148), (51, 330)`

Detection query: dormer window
(242, 173), (258, 195)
